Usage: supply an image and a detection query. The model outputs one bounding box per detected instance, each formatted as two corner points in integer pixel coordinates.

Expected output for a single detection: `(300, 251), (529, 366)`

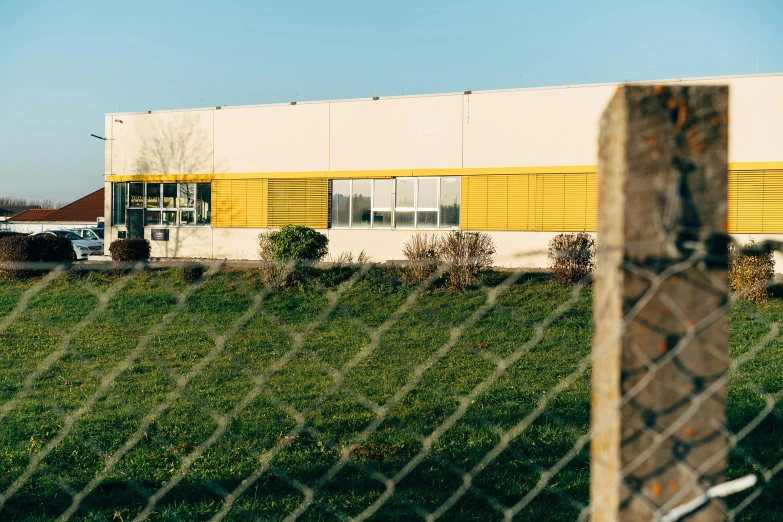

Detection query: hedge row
(0, 235), (73, 278)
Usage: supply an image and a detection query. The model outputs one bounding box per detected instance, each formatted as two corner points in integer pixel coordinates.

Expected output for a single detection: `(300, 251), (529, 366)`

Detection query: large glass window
(111, 182), (212, 227)
(332, 180), (351, 228)
(351, 179), (372, 228)
(146, 184), (161, 209)
(440, 177), (460, 228)
(112, 183), (126, 225)
(330, 177), (460, 229)
(128, 183), (144, 208)
(196, 183), (211, 225)
(372, 179), (393, 227)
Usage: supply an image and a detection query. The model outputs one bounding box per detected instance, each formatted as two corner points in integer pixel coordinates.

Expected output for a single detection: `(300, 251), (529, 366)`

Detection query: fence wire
(0, 242), (781, 521)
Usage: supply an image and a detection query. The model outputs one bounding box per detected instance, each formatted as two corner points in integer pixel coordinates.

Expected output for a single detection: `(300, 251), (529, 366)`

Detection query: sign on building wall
(151, 229), (169, 241)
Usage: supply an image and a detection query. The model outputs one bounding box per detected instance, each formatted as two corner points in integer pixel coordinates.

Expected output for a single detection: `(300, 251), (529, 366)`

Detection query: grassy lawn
(0, 266), (781, 521)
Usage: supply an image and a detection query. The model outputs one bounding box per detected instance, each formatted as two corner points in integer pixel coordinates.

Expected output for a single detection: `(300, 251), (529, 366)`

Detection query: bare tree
(135, 113), (213, 175)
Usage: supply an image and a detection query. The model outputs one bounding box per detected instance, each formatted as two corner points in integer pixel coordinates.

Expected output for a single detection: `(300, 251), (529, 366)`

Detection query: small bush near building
(402, 233), (441, 285)
(258, 225), (329, 286)
(438, 231), (495, 293)
(548, 233), (595, 286)
(0, 235), (73, 279)
(108, 239), (151, 262)
(729, 240), (775, 301)
(0, 231), (25, 239)
(181, 262), (206, 283)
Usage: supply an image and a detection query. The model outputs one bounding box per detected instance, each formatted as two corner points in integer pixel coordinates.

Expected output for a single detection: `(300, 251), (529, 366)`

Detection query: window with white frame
(330, 177), (460, 229)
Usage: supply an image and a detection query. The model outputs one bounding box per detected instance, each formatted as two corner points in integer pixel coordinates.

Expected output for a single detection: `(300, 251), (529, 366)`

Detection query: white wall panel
(716, 76), (783, 163)
(110, 110), (214, 175)
(214, 104), (329, 173)
(329, 95), (463, 171)
(463, 85), (616, 168)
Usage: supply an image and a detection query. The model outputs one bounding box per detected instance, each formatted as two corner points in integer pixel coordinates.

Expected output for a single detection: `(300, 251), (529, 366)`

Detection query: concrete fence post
(592, 85), (730, 521)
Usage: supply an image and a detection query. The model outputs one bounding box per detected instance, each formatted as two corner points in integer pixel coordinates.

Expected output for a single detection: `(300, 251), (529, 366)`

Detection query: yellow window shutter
(268, 178), (328, 228)
(584, 173), (597, 232)
(461, 175), (488, 230)
(246, 179), (268, 228)
(562, 173), (586, 231)
(486, 175), (508, 230)
(230, 179), (248, 228)
(536, 174), (566, 231)
(730, 170), (764, 233)
(762, 170), (783, 233)
(212, 180), (231, 228)
(507, 174), (535, 231)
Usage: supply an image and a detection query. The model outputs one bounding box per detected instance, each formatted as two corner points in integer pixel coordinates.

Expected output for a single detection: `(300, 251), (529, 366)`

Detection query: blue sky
(1, 0), (782, 202)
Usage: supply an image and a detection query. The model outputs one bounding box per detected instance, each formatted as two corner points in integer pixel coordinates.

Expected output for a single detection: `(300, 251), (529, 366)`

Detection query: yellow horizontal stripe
(106, 161), (783, 182)
(107, 162), (783, 183)
(106, 165), (601, 183)
(728, 162), (783, 171)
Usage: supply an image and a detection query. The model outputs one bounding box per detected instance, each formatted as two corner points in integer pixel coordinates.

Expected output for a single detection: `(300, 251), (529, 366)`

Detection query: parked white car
(71, 227), (104, 246)
(32, 230), (103, 260)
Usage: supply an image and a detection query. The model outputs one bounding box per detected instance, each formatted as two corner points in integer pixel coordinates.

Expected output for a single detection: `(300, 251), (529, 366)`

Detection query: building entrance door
(127, 209), (144, 239)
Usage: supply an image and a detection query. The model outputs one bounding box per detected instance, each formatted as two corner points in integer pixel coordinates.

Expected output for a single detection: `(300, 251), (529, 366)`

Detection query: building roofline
(107, 71), (783, 116)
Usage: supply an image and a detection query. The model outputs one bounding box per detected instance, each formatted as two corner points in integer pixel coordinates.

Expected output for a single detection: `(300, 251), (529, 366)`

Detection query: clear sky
(1, 0), (782, 203)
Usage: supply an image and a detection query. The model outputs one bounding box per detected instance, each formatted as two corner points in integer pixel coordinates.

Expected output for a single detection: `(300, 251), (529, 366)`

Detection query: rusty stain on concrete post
(592, 85), (729, 521)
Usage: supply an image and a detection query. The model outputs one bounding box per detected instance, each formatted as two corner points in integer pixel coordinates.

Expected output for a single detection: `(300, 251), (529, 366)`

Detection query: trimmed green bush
(0, 231), (25, 239)
(108, 238), (151, 262)
(258, 225), (328, 286)
(548, 233), (595, 286)
(259, 225), (328, 263)
(0, 235), (73, 279)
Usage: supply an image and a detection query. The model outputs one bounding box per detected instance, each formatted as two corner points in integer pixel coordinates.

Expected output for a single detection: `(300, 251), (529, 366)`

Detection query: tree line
(0, 196), (64, 209)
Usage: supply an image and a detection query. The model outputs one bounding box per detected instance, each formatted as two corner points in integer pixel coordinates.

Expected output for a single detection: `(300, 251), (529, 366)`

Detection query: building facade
(103, 73), (783, 266)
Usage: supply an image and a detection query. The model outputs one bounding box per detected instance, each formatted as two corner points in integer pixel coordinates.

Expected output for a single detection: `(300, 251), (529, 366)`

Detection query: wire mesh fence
(2, 84), (782, 522)
(0, 245), (780, 522)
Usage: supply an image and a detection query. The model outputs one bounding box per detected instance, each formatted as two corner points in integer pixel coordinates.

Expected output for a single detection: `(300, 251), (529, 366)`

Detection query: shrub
(729, 240), (775, 301)
(548, 233), (595, 286)
(0, 235), (73, 279)
(438, 231), (495, 293)
(181, 262), (205, 283)
(0, 231), (25, 239)
(108, 238), (151, 262)
(402, 233), (441, 285)
(258, 225), (329, 286)
(332, 250), (371, 266)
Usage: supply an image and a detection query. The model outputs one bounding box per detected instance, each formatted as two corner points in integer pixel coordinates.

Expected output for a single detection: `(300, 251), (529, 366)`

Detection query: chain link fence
(2, 85), (783, 521)
(0, 244), (780, 521)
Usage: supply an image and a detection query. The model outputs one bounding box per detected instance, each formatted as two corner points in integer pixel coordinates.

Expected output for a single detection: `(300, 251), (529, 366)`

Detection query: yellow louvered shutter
(246, 179), (268, 228)
(508, 174), (535, 231)
(584, 173), (597, 231)
(461, 176), (488, 230)
(762, 170), (783, 233)
(562, 174), (588, 231)
(212, 180), (231, 227)
(267, 178), (328, 228)
(729, 171), (764, 233)
(536, 174), (565, 231)
(535, 173), (595, 232)
(486, 176), (508, 230)
(230, 179), (248, 227)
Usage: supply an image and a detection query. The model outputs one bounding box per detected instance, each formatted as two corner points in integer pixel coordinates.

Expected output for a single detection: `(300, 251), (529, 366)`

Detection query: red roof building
(8, 208), (57, 222)
(9, 189), (103, 224)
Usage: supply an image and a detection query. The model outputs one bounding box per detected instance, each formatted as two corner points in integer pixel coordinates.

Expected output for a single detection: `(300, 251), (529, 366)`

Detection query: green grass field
(0, 266), (782, 521)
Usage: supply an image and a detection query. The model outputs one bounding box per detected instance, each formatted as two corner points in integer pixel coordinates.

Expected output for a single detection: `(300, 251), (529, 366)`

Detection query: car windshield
(94, 229), (104, 239)
(52, 231), (83, 240)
